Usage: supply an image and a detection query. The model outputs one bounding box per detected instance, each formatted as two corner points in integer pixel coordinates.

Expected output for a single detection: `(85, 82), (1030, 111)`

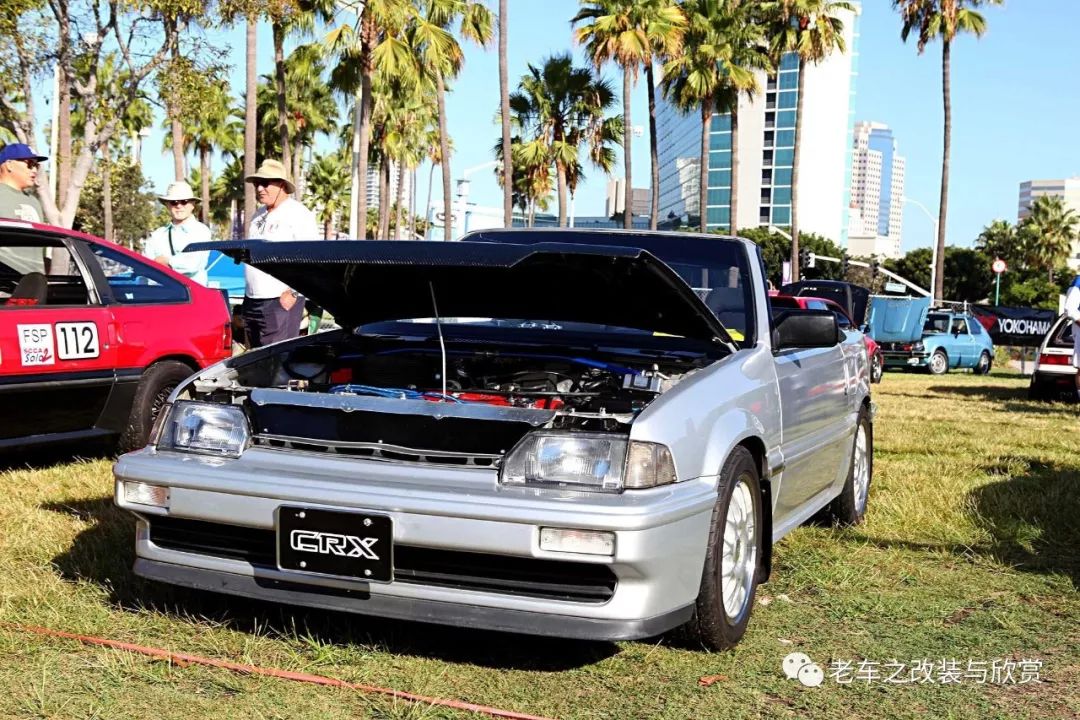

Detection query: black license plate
(277, 506), (393, 582)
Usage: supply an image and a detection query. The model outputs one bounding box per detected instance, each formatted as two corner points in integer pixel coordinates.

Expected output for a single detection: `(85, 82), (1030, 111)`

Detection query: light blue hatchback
(906, 311), (995, 375)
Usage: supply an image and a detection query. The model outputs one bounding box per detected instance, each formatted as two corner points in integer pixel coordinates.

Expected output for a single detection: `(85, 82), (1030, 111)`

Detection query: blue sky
(133, 0), (1078, 252)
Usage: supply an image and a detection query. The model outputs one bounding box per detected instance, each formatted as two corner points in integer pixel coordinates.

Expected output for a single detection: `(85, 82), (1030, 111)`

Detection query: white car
(114, 230), (873, 650)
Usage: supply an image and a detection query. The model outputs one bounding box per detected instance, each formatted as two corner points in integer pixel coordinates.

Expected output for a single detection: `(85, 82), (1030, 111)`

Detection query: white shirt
(143, 216), (212, 284)
(245, 197), (319, 298)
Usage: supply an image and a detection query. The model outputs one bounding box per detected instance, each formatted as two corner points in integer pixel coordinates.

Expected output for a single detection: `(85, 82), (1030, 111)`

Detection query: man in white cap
(143, 180), (211, 284)
(242, 159), (318, 348)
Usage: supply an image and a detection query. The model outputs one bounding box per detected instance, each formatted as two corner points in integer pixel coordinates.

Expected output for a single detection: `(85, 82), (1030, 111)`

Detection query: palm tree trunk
(556, 160), (568, 227)
(646, 62), (659, 231)
(170, 19), (185, 181)
(378, 159), (390, 239)
(935, 40), (951, 302)
(199, 145), (211, 223)
(348, 91), (362, 237)
(425, 162), (436, 240)
(622, 64), (632, 230)
(436, 73), (453, 241)
(790, 58), (807, 282)
(243, 15), (258, 236)
(409, 168), (418, 240)
(324, 216), (332, 240)
(273, 21), (291, 170)
(356, 11), (376, 239)
(229, 198), (237, 239)
(395, 161), (406, 240)
(499, 0), (512, 228)
(699, 102), (710, 234)
(102, 154), (113, 241)
(292, 138), (303, 196)
(730, 100), (739, 235)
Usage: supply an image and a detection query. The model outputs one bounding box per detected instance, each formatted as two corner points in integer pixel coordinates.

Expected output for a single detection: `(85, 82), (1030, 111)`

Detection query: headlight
(156, 401), (250, 458)
(912, 341), (924, 352)
(500, 432), (676, 492)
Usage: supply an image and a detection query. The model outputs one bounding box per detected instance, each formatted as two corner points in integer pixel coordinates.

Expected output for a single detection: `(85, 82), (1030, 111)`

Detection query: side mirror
(858, 323), (870, 335)
(772, 309), (843, 351)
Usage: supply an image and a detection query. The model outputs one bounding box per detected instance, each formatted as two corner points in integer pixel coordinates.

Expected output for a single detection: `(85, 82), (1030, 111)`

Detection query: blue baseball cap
(0, 143), (48, 164)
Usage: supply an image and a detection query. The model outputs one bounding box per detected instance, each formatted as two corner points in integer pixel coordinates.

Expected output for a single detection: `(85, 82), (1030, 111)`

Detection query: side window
(951, 318), (968, 335)
(969, 319), (984, 335)
(0, 237), (89, 307)
(90, 244), (189, 304)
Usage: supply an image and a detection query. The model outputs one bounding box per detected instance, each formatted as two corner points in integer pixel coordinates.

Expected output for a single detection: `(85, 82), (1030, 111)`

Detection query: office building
(606, 178), (651, 217)
(1018, 177), (1080, 269)
(847, 121), (905, 258)
(655, 4), (859, 243)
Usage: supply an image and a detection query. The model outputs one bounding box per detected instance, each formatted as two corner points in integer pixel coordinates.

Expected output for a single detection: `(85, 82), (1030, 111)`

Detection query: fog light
(539, 527), (615, 556)
(123, 482), (170, 508)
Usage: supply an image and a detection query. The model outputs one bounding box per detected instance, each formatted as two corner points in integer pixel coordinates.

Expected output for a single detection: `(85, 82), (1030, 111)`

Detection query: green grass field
(1, 371), (1077, 719)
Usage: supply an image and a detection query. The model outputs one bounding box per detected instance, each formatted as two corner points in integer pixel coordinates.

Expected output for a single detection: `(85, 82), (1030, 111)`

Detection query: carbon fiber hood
(191, 240), (730, 342)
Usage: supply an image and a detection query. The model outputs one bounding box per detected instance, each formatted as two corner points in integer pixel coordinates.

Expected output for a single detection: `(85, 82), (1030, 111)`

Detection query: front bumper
(114, 447), (718, 641)
(882, 351), (929, 368)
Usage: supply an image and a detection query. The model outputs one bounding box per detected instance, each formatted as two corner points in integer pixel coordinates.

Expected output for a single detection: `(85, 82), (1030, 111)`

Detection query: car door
(772, 317), (852, 523)
(949, 316), (974, 366)
(0, 228), (119, 444)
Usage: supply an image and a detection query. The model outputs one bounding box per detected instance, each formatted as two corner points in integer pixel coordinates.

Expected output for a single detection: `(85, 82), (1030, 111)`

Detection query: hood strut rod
(429, 281), (448, 401)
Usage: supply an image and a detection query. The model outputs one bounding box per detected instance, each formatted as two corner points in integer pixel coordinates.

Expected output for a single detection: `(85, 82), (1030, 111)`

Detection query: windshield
(924, 313), (950, 334)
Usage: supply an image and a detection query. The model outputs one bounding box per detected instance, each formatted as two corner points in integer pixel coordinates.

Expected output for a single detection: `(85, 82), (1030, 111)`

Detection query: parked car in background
(0, 220), (232, 452)
(882, 309), (994, 375)
(1028, 314), (1077, 401)
(770, 294), (883, 383)
(115, 230), (873, 652)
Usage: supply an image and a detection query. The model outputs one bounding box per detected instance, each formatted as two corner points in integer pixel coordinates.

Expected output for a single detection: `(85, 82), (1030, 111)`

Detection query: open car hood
(193, 240), (733, 343)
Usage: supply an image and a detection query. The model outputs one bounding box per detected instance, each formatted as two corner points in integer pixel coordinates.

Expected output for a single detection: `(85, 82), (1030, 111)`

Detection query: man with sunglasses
(0, 143), (49, 273)
(0, 143), (47, 225)
(241, 159), (318, 348)
(142, 180), (211, 284)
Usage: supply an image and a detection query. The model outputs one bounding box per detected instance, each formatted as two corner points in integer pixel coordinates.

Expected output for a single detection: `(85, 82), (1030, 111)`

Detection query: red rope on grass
(5, 623), (557, 720)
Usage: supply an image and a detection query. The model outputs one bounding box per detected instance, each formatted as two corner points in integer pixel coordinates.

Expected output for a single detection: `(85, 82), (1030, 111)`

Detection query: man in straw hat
(143, 180), (211, 284)
(242, 159), (319, 348)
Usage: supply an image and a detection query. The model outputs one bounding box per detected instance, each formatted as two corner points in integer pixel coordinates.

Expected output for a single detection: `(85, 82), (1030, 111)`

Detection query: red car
(0, 220), (232, 452)
(771, 293), (884, 383)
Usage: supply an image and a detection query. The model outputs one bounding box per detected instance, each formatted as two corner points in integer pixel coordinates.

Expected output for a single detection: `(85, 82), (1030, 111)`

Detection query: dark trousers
(241, 295), (304, 348)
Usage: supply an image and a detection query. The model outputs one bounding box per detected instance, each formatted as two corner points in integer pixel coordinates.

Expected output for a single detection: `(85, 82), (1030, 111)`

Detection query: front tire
(973, 350), (992, 375)
(928, 349), (949, 375)
(683, 446), (763, 651)
(827, 406), (873, 526)
(118, 360), (193, 453)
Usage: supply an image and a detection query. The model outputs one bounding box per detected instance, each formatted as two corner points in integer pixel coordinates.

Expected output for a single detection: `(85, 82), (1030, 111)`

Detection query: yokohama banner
(970, 305), (1058, 347)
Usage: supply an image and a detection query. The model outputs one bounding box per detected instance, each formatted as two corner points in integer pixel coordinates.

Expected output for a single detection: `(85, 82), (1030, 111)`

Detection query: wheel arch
(734, 435), (773, 584)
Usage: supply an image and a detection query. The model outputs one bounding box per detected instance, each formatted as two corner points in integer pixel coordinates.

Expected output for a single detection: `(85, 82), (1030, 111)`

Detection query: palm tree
(255, 45), (339, 191)
(662, 0), (768, 234)
(767, 0), (853, 280)
(974, 218), (1016, 263)
(188, 84), (244, 221)
(245, 15), (257, 235)
(573, 0), (687, 229)
(324, 0), (415, 239)
(413, 0), (494, 240)
(1022, 195), (1078, 282)
(498, 0), (512, 227)
(894, 0), (997, 299)
(509, 53), (623, 226)
(305, 151), (351, 239)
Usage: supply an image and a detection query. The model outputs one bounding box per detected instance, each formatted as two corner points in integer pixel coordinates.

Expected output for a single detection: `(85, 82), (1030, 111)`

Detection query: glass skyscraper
(656, 6), (859, 243)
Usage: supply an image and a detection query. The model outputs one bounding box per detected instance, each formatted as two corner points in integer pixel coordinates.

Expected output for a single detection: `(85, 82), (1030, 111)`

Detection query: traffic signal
(841, 253), (850, 276)
(799, 248), (809, 270)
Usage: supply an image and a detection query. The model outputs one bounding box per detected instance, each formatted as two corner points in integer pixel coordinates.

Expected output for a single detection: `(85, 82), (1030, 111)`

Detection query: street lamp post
(450, 161), (499, 240)
(902, 196), (939, 303)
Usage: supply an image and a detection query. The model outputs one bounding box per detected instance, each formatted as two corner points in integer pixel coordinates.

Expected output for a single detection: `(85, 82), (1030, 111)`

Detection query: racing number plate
(276, 506), (393, 582)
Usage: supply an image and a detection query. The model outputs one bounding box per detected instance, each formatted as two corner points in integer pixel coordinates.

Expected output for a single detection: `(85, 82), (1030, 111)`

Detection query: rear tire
(973, 351), (992, 375)
(683, 446), (763, 651)
(118, 360), (193, 453)
(928, 349), (949, 375)
(827, 406), (873, 527)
